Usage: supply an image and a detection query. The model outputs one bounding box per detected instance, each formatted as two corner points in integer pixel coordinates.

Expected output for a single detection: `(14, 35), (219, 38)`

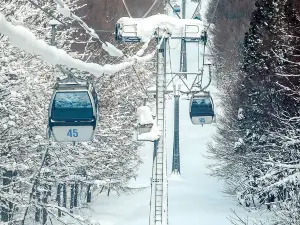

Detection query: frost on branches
(207, 0), (300, 224)
(0, 0), (155, 224)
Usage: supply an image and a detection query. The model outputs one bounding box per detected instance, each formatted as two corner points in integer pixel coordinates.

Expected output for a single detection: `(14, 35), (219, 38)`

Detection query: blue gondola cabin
(48, 77), (98, 142)
(189, 94), (215, 125)
(173, 4), (180, 13)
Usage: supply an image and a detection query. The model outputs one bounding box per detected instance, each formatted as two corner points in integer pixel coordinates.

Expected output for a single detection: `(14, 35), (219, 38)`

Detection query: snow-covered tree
(0, 0), (156, 224)
(207, 0), (300, 224)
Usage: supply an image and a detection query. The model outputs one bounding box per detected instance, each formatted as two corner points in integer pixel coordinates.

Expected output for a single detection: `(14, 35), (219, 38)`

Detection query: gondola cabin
(48, 77), (98, 142)
(193, 13), (202, 21)
(115, 22), (141, 43)
(189, 94), (215, 125)
(173, 4), (180, 13)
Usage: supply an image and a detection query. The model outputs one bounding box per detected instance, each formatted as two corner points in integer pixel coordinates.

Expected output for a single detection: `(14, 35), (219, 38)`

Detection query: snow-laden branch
(0, 12), (157, 77)
(54, 0), (124, 57)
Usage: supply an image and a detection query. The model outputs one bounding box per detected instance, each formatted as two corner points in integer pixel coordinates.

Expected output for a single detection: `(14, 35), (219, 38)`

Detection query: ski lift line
(29, 0), (112, 37)
(201, 64), (212, 90)
(206, 0), (220, 31)
(53, 0), (106, 45)
(28, 0), (66, 26)
(199, 42), (206, 88)
(167, 41), (175, 88)
(51, 24), (77, 78)
(198, 42), (204, 87)
(142, 0), (160, 18)
(191, 0), (202, 19)
(167, 1), (181, 19)
(166, 74), (189, 90)
(166, 41), (189, 91)
(28, 0), (114, 34)
(121, 0), (133, 18)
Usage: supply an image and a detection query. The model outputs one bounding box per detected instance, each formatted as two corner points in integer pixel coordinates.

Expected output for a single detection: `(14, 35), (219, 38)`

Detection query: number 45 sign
(67, 129), (78, 137)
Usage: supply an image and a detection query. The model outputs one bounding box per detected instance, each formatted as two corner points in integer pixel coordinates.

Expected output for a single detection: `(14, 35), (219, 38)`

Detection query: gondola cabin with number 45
(189, 93), (215, 125)
(48, 77), (98, 142)
(173, 4), (180, 13)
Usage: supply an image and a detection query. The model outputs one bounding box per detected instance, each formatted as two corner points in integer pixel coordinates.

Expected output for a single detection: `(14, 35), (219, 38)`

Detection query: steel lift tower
(179, 0), (187, 76)
(171, 85), (180, 174)
(115, 13), (204, 225)
(172, 0), (187, 174)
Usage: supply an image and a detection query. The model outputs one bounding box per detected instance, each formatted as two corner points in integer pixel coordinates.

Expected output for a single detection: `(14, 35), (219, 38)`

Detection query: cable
(199, 41), (206, 88)
(53, 0), (107, 45)
(142, 0), (160, 18)
(167, 1), (181, 19)
(205, 0), (220, 32)
(191, 0), (202, 19)
(28, 0), (113, 33)
(168, 39), (180, 50)
(28, 0), (67, 26)
(166, 41), (175, 88)
(121, 0), (132, 17)
(198, 0), (219, 91)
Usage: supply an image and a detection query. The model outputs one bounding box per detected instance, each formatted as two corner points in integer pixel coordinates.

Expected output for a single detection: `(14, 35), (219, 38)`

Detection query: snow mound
(137, 123), (160, 141)
(168, 173), (184, 182)
(137, 106), (154, 125)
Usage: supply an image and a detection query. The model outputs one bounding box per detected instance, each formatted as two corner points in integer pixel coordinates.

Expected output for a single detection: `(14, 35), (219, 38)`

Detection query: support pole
(172, 85), (180, 174)
(179, 0), (187, 78)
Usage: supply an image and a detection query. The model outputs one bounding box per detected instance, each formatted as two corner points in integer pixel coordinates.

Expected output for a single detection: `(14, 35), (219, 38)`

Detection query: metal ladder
(150, 36), (167, 225)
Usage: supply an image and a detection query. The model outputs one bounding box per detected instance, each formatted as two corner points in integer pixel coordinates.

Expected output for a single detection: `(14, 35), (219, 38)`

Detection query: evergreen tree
(208, 1), (300, 223)
(0, 0), (156, 224)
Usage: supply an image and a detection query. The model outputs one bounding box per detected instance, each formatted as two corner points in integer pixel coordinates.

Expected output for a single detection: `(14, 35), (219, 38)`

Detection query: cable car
(189, 93), (215, 125)
(173, 4), (180, 13)
(115, 21), (141, 43)
(193, 13), (202, 21)
(48, 76), (98, 142)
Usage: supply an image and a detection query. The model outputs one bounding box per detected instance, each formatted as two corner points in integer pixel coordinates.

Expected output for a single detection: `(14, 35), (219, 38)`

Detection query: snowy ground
(85, 1), (270, 225)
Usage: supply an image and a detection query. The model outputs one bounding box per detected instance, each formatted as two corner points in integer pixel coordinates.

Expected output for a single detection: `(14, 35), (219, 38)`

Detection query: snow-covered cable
(54, 0), (124, 57)
(0, 12), (155, 77)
